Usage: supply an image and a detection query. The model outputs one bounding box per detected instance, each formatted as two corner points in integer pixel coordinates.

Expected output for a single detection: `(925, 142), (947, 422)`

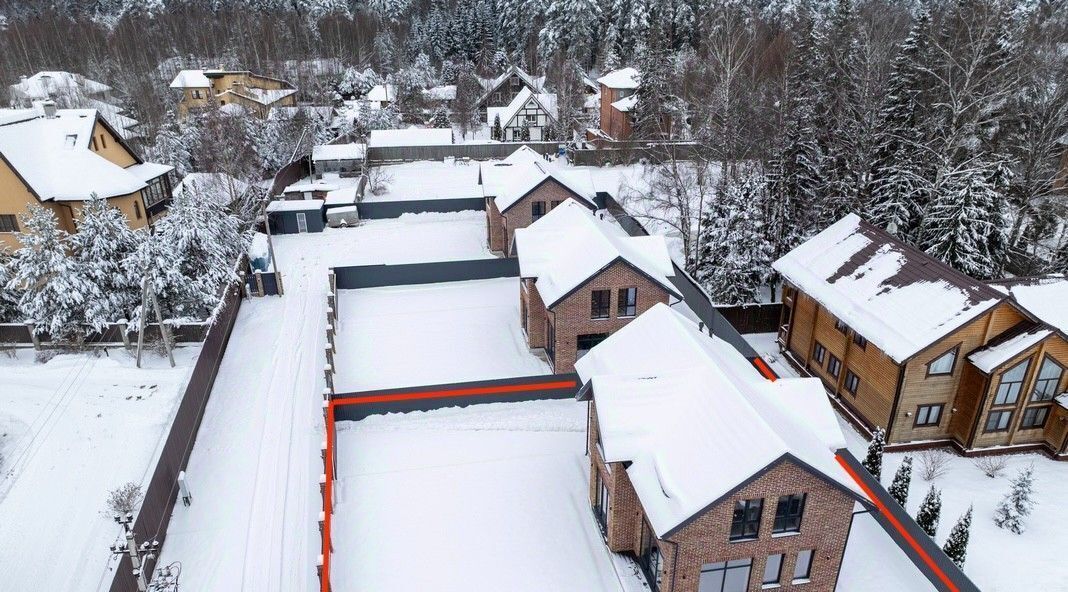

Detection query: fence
(355, 197), (485, 219)
(333, 258), (519, 290)
(0, 322), (208, 348)
(714, 303), (783, 335)
(270, 157), (311, 196)
(571, 141), (709, 166)
(367, 141), (558, 164)
(109, 280), (245, 592)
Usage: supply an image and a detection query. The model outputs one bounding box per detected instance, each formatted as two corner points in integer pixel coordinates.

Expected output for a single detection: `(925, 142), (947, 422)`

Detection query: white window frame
(296, 212), (308, 233)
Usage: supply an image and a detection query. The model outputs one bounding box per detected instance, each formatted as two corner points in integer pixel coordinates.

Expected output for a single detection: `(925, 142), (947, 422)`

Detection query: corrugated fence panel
(355, 197), (485, 219)
(333, 258), (519, 290)
(367, 142), (558, 164)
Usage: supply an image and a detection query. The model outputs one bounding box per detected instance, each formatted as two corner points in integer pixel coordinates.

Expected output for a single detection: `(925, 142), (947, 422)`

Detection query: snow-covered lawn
(330, 399), (645, 592)
(334, 278), (549, 392)
(154, 211), (499, 591)
(746, 332), (1068, 592)
(368, 160), (483, 201)
(0, 347), (200, 592)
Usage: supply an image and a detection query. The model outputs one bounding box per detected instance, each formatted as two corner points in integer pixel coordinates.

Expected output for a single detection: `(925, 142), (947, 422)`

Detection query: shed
(267, 199), (325, 234)
(312, 143), (366, 178)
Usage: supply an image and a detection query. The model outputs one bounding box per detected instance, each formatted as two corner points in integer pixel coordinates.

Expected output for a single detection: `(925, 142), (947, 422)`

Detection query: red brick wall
(486, 197), (506, 253)
(589, 402), (645, 554)
(549, 260), (670, 373)
(502, 179), (588, 252)
(521, 279), (547, 348)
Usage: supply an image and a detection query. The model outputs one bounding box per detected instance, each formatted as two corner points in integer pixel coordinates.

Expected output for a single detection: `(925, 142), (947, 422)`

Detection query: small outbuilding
(267, 199), (325, 234)
(312, 143), (366, 178)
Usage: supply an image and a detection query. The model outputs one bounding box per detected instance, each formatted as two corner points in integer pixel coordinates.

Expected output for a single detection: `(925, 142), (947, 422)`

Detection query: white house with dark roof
(476, 64), (546, 117)
(487, 87), (558, 141)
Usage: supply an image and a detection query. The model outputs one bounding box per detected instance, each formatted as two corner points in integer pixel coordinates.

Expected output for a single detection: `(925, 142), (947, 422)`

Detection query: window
(844, 371), (860, 395)
(142, 176), (170, 208)
(792, 550), (813, 582)
(730, 498), (762, 541)
(593, 471), (610, 534)
(853, 333), (868, 349)
(591, 290), (611, 319)
(99, 133), (107, 149)
(576, 333), (609, 359)
(834, 318), (848, 334)
(994, 359), (1030, 405)
(1020, 406), (1049, 429)
(773, 494), (805, 534)
(64, 134), (78, 147)
(813, 342), (826, 365)
(0, 214), (18, 233)
(525, 113), (537, 124)
(296, 212), (308, 233)
(550, 200), (562, 209)
(193, 89), (203, 99)
(915, 404), (943, 427)
(1031, 357), (1063, 402)
(531, 200), (546, 221)
(133, 200), (142, 220)
(927, 346), (958, 376)
(618, 287), (637, 317)
(984, 409), (1013, 433)
(638, 523), (662, 592)
(699, 559), (752, 592)
(827, 355), (842, 379)
(763, 554), (784, 586)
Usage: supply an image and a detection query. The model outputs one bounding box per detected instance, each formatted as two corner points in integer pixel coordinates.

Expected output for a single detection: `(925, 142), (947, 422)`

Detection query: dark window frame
(1020, 406), (1050, 430)
(762, 554), (784, 586)
(730, 498), (763, 541)
(772, 493), (806, 534)
(99, 133), (107, 149)
(914, 404), (944, 427)
(853, 333), (867, 349)
(844, 370), (860, 395)
(994, 359), (1031, 406)
(133, 200), (142, 220)
(834, 318), (848, 334)
(617, 287), (637, 317)
(793, 549), (814, 582)
(827, 354), (842, 379)
(1030, 355), (1064, 402)
(590, 289), (611, 319)
(813, 342), (826, 366)
(699, 559), (753, 592)
(531, 200), (546, 221)
(926, 343), (961, 377)
(0, 214), (19, 233)
(984, 409), (1013, 433)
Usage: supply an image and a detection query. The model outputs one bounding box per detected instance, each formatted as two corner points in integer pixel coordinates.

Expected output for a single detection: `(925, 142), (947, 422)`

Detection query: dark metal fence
(356, 197), (485, 219)
(0, 322), (208, 347)
(109, 281), (245, 592)
(367, 142), (558, 164)
(269, 158), (311, 196)
(333, 258), (519, 290)
(571, 142), (709, 166)
(715, 303), (783, 335)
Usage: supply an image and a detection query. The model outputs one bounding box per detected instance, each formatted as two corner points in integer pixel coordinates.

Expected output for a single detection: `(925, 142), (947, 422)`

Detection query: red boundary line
(320, 379), (578, 592)
(835, 455), (960, 592)
(751, 357), (778, 381)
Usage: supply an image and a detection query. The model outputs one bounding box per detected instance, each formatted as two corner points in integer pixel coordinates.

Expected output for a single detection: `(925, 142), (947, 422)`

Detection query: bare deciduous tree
(105, 482), (144, 518)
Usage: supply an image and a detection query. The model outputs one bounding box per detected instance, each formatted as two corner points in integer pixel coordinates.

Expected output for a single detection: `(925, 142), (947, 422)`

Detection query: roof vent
(41, 100), (57, 119)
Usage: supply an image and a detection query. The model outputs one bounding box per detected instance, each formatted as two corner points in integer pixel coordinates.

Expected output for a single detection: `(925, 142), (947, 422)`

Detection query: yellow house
(169, 69), (298, 119)
(0, 102), (174, 251)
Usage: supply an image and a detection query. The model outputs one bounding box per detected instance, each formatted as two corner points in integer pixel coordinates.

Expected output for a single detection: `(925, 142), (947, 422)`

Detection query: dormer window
(64, 134), (77, 148)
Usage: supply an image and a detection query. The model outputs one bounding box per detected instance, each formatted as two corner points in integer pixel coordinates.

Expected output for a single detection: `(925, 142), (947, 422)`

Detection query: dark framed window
(99, 133), (107, 149)
(994, 359), (1030, 405)
(773, 494), (806, 534)
(730, 498), (763, 541)
(1030, 357), (1063, 402)
(593, 470), (610, 535)
(927, 345), (959, 376)
(638, 522), (662, 592)
(1020, 406), (1050, 429)
(133, 200), (142, 220)
(834, 318), (848, 334)
(984, 409), (1013, 433)
(793, 549), (814, 581)
(699, 559), (752, 592)
(844, 371), (860, 395)
(915, 404), (943, 427)
(813, 342), (826, 365)
(576, 333), (609, 360)
(853, 333), (867, 349)
(550, 200), (562, 209)
(618, 287), (637, 317)
(763, 554), (784, 586)
(827, 355), (842, 379)
(0, 214), (18, 233)
(590, 289), (611, 319)
(531, 200), (546, 221)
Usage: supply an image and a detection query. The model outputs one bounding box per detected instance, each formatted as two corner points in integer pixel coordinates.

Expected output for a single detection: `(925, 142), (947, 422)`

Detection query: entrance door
(296, 212), (308, 233)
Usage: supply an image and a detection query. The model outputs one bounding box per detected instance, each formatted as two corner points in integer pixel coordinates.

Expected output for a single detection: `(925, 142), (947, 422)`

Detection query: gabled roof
(365, 83), (396, 102)
(596, 67), (640, 89)
(773, 214), (1005, 364)
(486, 87), (558, 128)
(477, 65), (545, 106)
(11, 71), (112, 100)
(513, 199), (678, 307)
(478, 147), (545, 197)
(967, 321), (1054, 374)
(491, 161), (598, 213)
(169, 69), (211, 88)
(312, 143), (366, 161)
(0, 108), (171, 202)
(574, 303), (867, 537)
(988, 275), (1068, 336)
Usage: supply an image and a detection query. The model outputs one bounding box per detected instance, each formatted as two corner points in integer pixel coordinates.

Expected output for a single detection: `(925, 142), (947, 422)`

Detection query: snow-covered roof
(218, 103), (247, 116)
(169, 69), (211, 88)
(312, 143), (366, 162)
(989, 275), (1068, 336)
(1056, 393), (1068, 410)
(125, 162), (174, 182)
(967, 323), (1053, 374)
(266, 199), (324, 212)
(478, 149), (546, 198)
(513, 199), (677, 307)
(596, 67), (640, 90)
(489, 160), (598, 213)
(174, 172), (250, 204)
(575, 303), (866, 537)
(773, 214), (1005, 363)
(478, 65), (546, 101)
(365, 83), (396, 103)
(610, 95), (637, 112)
(10, 71), (111, 100)
(324, 186), (359, 206)
(217, 87), (297, 106)
(282, 181), (338, 193)
(368, 127), (453, 148)
(423, 85), (456, 101)
(486, 87), (558, 127)
(0, 107), (166, 201)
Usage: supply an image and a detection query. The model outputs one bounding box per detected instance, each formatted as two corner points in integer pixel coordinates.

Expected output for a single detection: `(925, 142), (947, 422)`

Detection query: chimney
(41, 100), (57, 118)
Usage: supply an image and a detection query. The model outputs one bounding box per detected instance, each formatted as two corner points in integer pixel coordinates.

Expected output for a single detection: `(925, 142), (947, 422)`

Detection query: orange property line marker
(751, 357), (778, 381)
(320, 379), (579, 592)
(835, 455), (960, 592)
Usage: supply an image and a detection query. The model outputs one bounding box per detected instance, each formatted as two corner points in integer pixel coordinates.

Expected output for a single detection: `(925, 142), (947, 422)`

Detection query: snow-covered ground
(0, 347), (201, 592)
(155, 211), (496, 591)
(334, 278), (550, 392)
(368, 160), (483, 202)
(745, 332), (1068, 592)
(331, 399), (645, 592)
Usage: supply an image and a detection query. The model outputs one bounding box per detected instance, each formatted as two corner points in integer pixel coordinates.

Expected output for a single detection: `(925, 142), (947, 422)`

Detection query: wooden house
(169, 69), (297, 119)
(475, 65), (546, 118)
(486, 87), (558, 141)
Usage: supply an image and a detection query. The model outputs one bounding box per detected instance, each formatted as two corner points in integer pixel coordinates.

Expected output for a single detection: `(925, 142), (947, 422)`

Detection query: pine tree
(915, 485), (942, 538)
(492, 113), (503, 141)
(862, 427), (885, 480)
(942, 505), (972, 568)
(0, 250), (22, 322)
(632, 40), (673, 139)
(520, 119), (531, 141)
(993, 464), (1036, 534)
(538, 0), (601, 62)
(888, 455), (913, 508)
(68, 196), (142, 331)
(428, 104), (450, 128)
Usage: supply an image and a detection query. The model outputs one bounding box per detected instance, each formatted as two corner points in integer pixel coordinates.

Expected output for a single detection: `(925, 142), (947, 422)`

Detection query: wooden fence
(571, 141), (710, 166)
(269, 157), (311, 197)
(109, 280), (245, 592)
(0, 322), (208, 348)
(714, 303), (783, 335)
(367, 141), (558, 164)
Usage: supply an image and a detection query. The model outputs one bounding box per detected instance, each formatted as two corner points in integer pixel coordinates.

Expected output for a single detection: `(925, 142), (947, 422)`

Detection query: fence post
(326, 324), (336, 353)
(326, 305), (335, 329)
(118, 320), (131, 350)
(324, 364), (334, 394)
(253, 271), (265, 297)
(25, 321), (40, 350)
(324, 345), (334, 370)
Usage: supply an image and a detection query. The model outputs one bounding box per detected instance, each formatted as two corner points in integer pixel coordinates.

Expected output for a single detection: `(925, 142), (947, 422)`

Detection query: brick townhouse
(774, 214), (1068, 457)
(479, 149), (599, 253)
(512, 199), (680, 373)
(575, 303), (870, 592)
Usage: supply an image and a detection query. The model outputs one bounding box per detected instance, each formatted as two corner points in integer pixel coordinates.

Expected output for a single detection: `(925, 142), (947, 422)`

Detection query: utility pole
(260, 197), (283, 295)
(136, 274), (175, 368)
(110, 513), (159, 592)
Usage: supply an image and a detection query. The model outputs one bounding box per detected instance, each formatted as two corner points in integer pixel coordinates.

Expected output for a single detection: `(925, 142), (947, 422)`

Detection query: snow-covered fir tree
(631, 40), (673, 139)
(993, 464), (1036, 534)
(888, 455), (913, 508)
(428, 104), (450, 128)
(915, 485), (942, 538)
(68, 196), (141, 331)
(537, 0), (600, 62)
(0, 250), (21, 322)
(491, 114), (503, 141)
(862, 426), (885, 480)
(942, 505), (972, 568)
